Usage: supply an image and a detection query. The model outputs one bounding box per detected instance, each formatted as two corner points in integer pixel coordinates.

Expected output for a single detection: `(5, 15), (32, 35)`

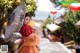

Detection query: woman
(18, 13), (40, 53)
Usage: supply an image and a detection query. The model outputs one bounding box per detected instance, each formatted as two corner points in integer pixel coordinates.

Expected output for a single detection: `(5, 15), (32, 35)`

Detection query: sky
(32, 0), (56, 20)
(32, 0), (68, 20)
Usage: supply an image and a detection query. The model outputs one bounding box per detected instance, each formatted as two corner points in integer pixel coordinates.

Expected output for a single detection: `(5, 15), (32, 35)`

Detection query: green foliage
(0, 0), (37, 34)
(50, 0), (80, 7)
(42, 16), (53, 28)
(51, 0), (74, 3)
(61, 11), (80, 44)
(0, 0), (20, 34)
(50, 0), (80, 5)
(25, 0), (37, 16)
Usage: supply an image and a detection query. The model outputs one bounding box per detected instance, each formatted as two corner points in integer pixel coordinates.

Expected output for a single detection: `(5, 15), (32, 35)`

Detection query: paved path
(0, 37), (75, 53)
(38, 38), (72, 53)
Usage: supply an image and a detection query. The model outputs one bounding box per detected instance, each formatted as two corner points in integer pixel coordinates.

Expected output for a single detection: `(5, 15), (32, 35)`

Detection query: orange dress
(18, 33), (40, 53)
(18, 24), (40, 53)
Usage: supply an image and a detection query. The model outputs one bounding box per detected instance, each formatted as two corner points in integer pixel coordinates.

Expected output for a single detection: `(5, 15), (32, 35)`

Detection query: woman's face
(24, 16), (30, 25)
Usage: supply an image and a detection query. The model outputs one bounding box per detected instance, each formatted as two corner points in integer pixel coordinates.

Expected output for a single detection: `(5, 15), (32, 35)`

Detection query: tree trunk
(0, 13), (5, 35)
